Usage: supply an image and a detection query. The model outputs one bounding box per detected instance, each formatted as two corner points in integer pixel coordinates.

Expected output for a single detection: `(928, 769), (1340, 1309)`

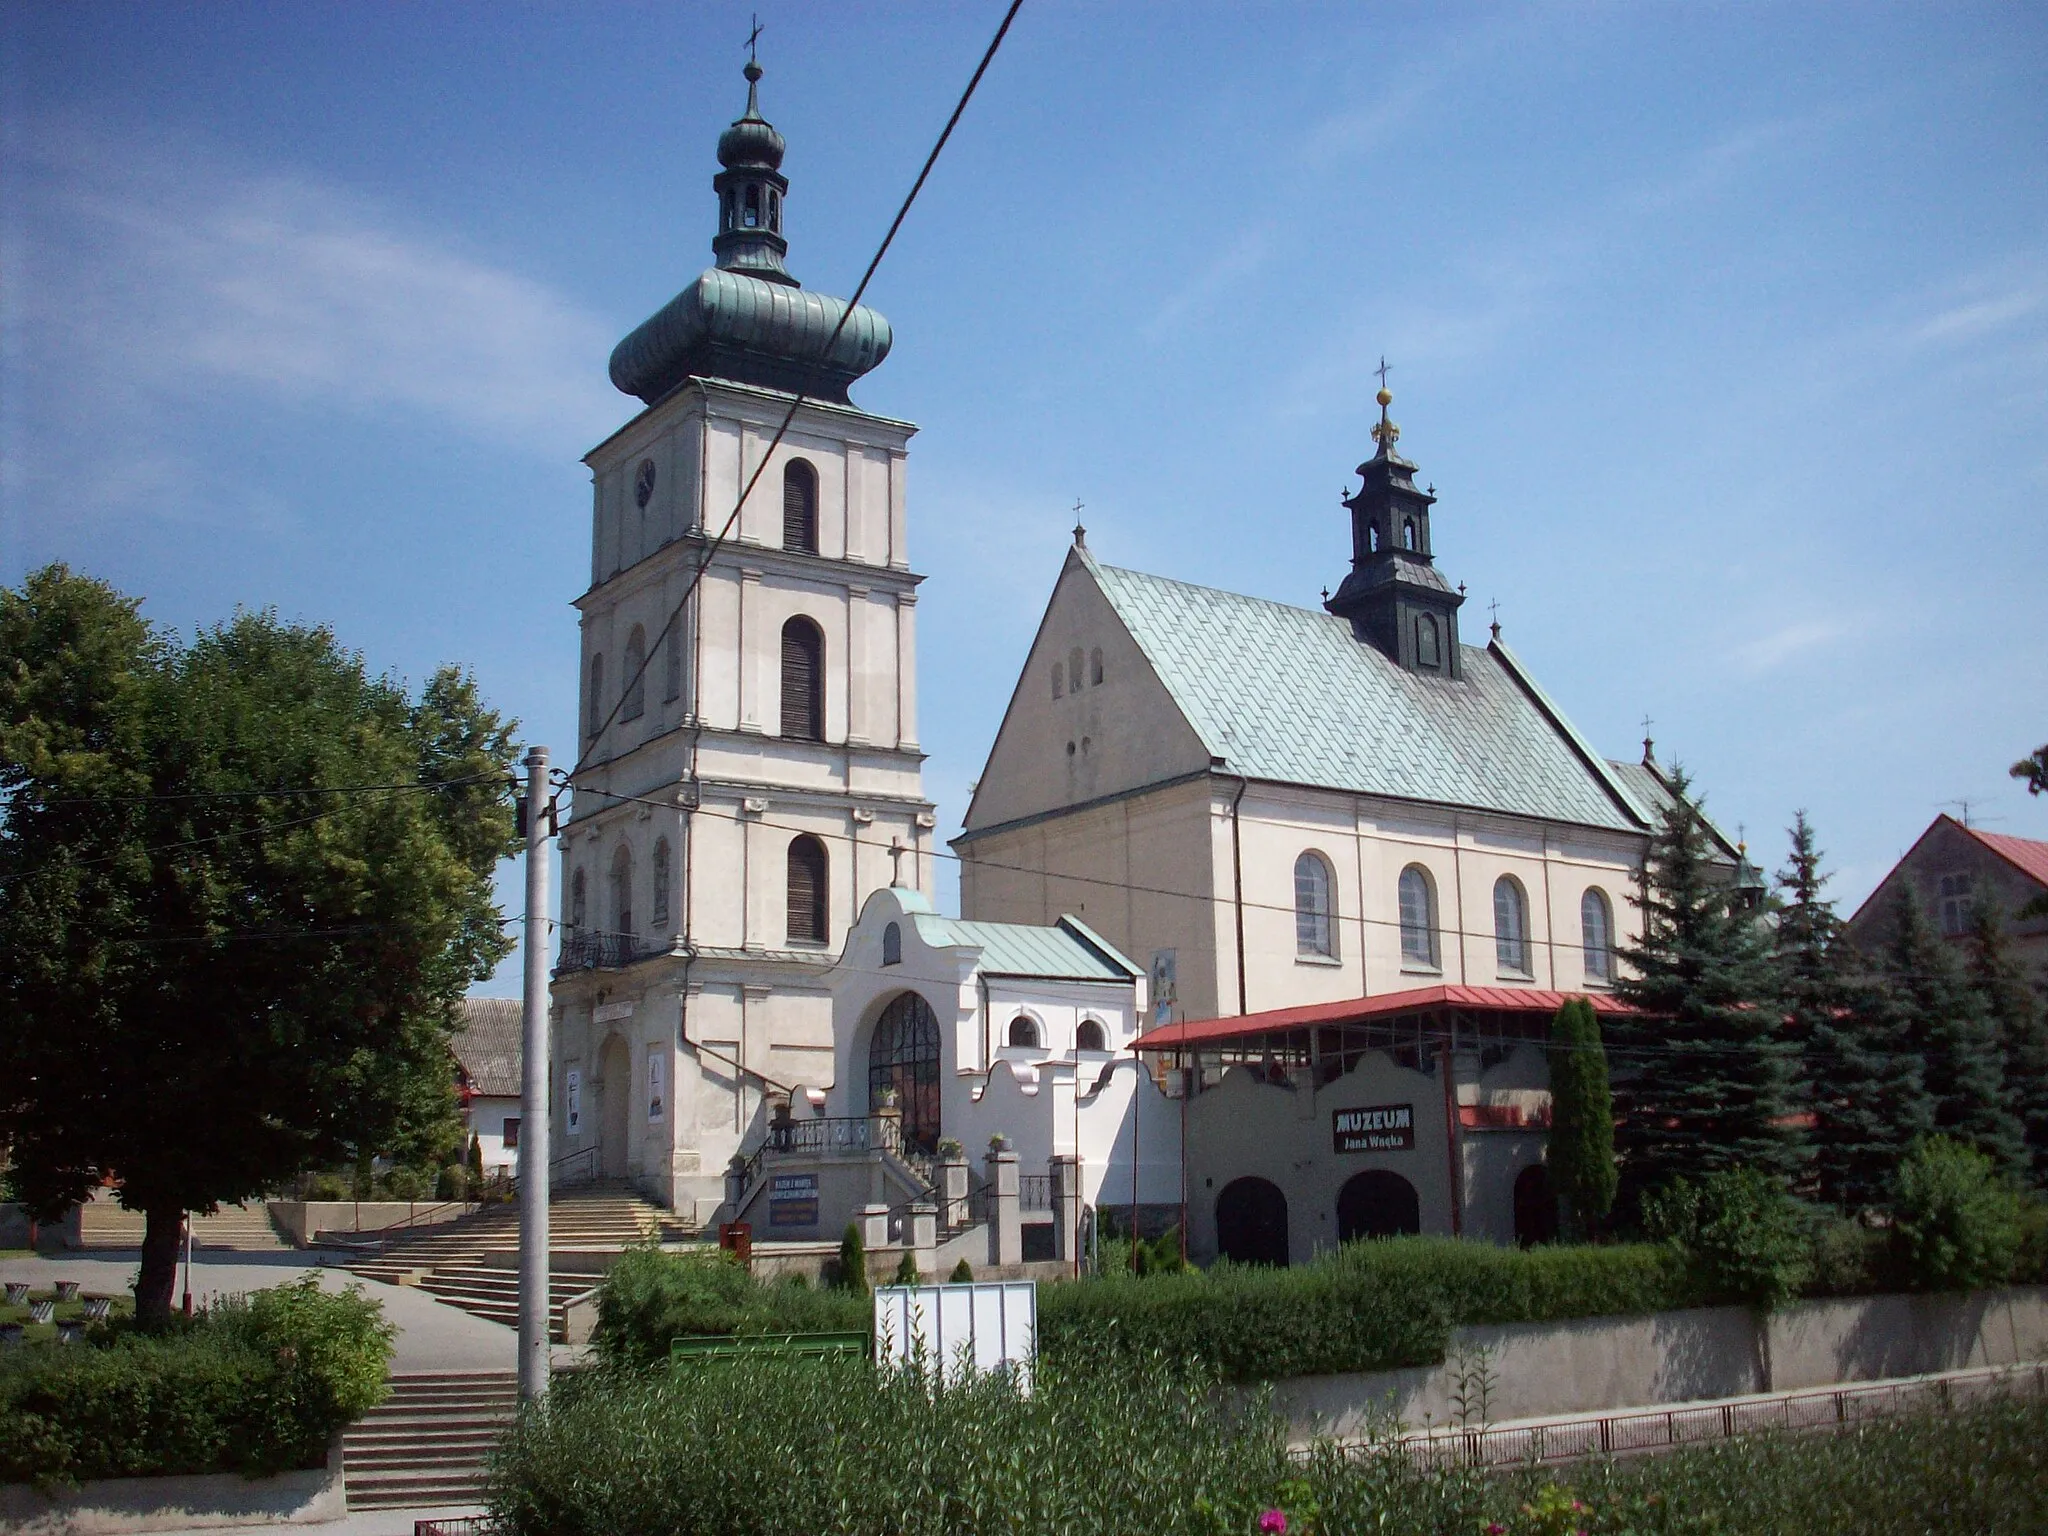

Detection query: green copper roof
(909, 911), (1141, 981)
(1085, 552), (1649, 835)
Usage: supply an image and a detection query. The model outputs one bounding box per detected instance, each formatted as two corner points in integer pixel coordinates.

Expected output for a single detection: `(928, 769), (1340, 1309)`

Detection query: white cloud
(1913, 286), (2043, 346)
(1731, 617), (1850, 673)
(8, 124), (621, 536)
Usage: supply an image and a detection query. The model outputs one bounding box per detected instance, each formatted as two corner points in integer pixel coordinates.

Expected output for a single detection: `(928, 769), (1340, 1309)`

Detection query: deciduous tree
(0, 566), (516, 1321)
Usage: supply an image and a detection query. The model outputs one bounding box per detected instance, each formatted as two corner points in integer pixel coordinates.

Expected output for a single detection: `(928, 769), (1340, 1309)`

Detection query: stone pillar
(860, 1202), (890, 1259)
(1050, 1153), (1084, 1263)
(940, 1152), (970, 1230)
(910, 1201), (937, 1275)
(984, 1143), (1021, 1267)
(869, 1099), (903, 1206)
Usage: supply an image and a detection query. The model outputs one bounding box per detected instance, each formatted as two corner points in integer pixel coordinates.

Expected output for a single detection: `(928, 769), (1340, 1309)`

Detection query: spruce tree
(1612, 764), (1803, 1205)
(1881, 890), (2026, 1174)
(1776, 813), (1929, 1211)
(1547, 997), (1617, 1239)
(1965, 901), (2048, 1187)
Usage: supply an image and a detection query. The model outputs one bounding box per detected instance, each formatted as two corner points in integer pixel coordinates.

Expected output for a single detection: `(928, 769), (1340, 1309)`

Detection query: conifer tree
(1776, 813), (1930, 1211)
(1546, 997), (1617, 1239)
(1965, 901), (2048, 1187)
(1881, 890), (2026, 1174)
(1612, 764), (1803, 1205)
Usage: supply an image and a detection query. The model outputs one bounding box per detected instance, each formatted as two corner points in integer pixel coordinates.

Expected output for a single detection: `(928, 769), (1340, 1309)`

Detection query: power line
(2, 772), (506, 811)
(565, 0), (1026, 788)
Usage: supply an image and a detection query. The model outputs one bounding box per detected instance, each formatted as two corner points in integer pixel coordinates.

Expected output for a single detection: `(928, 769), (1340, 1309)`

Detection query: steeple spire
(712, 56), (796, 286)
(1323, 369), (1466, 677)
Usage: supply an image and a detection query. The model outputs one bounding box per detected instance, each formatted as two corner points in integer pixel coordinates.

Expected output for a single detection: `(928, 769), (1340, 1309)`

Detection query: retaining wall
(0, 1438), (343, 1535)
(269, 1200), (473, 1247)
(1267, 1285), (2048, 1438)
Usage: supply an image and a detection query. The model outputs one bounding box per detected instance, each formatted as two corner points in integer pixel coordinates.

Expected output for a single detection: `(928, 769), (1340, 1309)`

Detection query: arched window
(786, 834), (827, 945)
(1494, 876), (1530, 976)
(868, 991), (941, 1151)
(1581, 887), (1614, 983)
(1007, 1016), (1041, 1048)
(1337, 1170), (1421, 1242)
(780, 617), (824, 741)
(1402, 519), (1418, 551)
(570, 869), (587, 932)
(663, 623), (682, 702)
(743, 184), (760, 227)
(1075, 1018), (1108, 1053)
(1089, 647), (1104, 686)
(1367, 523), (1381, 554)
(610, 845), (633, 939)
(1069, 647), (1085, 691)
(651, 838), (671, 928)
(782, 459), (818, 553)
(1398, 865), (1437, 968)
(882, 921), (902, 966)
(1295, 851), (1335, 958)
(587, 653), (604, 740)
(1051, 662), (1064, 700)
(1416, 614), (1441, 669)
(621, 626), (647, 720)
(1215, 1177), (1289, 1266)
(768, 189), (781, 232)
(721, 189), (735, 230)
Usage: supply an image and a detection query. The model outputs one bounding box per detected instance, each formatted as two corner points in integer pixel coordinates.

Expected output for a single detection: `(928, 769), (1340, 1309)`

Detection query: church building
(550, 62), (935, 1224)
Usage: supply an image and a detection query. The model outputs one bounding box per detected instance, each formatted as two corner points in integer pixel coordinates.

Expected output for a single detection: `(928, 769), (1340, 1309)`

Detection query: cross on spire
(1487, 597), (1501, 639)
(745, 13), (763, 63)
(1374, 356), (1392, 390)
(1641, 715), (1656, 763)
(1071, 498), (1087, 549)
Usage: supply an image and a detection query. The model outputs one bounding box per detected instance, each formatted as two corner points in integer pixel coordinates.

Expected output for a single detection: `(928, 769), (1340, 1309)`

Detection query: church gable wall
(961, 554), (1210, 835)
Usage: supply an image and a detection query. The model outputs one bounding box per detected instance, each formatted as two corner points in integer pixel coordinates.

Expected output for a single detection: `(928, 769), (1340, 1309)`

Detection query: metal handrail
(1019, 1174), (1054, 1211)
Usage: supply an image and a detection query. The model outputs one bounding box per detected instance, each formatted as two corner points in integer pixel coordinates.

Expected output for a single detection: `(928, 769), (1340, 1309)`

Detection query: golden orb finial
(1376, 386), (1393, 408)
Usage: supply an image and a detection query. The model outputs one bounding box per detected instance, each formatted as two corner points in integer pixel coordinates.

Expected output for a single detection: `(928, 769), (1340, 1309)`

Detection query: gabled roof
(1084, 553), (1648, 835)
(453, 997), (522, 1098)
(910, 908), (1142, 982)
(1603, 756), (1744, 863)
(1132, 983), (1643, 1052)
(1963, 823), (2048, 888)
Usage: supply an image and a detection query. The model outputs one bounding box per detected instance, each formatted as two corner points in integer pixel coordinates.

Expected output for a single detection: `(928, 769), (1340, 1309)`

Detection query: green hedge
(592, 1249), (866, 1369)
(1039, 1237), (1691, 1381)
(0, 1278), (394, 1488)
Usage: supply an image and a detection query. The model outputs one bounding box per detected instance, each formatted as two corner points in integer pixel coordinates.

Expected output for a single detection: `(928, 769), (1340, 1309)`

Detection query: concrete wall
(1265, 1286), (2048, 1439)
(0, 1437), (344, 1535)
(271, 1201), (472, 1247)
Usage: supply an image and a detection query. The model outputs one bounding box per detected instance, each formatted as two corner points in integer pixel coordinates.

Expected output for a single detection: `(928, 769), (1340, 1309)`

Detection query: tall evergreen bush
(1966, 902), (2048, 1187)
(1546, 998), (1615, 1239)
(1612, 764), (1803, 1202)
(1882, 892), (2026, 1173)
(1777, 813), (1928, 1211)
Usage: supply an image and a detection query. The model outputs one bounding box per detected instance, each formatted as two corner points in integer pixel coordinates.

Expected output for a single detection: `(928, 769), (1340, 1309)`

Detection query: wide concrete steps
(414, 1267), (596, 1340)
(72, 1199), (287, 1250)
(343, 1371), (519, 1510)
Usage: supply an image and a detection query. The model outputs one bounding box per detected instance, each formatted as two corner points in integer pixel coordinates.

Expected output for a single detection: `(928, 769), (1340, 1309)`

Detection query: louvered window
(783, 460), (818, 553)
(781, 617), (824, 740)
(663, 622), (682, 702)
(786, 835), (828, 945)
(622, 626), (646, 720)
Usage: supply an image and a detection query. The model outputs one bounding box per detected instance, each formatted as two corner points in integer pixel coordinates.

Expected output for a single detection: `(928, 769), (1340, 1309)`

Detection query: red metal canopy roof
(1131, 983), (1643, 1052)
(1961, 822), (2048, 889)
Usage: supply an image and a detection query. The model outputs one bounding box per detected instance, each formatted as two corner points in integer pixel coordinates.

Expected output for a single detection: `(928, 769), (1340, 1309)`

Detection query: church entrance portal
(598, 1035), (631, 1179)
(1215, 1177), (1289, 1266)
(1513, 1164), (1559, 1247)
(867, 992), (941, 1153)
(1337, 1169), (1420, 1242)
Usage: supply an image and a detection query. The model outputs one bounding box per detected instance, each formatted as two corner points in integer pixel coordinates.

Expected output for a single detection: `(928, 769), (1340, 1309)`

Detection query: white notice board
(873, 1281), (1036, 1390)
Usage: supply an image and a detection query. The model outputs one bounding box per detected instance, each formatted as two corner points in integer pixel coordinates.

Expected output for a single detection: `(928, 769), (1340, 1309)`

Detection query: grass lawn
(0, 1287), (133, 1343)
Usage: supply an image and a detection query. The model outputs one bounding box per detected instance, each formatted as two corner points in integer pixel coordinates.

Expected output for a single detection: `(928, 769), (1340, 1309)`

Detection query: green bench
(670, 1331), (870, 1362)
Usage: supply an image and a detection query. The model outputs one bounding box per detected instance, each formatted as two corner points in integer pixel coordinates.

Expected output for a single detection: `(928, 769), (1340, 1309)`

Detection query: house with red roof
(1844, 815), (2048, 983)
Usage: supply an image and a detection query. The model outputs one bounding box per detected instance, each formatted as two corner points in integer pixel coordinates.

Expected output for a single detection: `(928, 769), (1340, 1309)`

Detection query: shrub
(837, 1223), (869, 1296)
(1891, 1136), (2028, 1292)
(589, 1250), (865, 1368)
(1641, 1168), (1813, 1309)
(949, 1258), (974, 1283)
(1039, 1237), (1687, 1382)
(1806, 1216), (1892, 1297)
(0, 1277), (392, 1488)
(890, 1251), (919, 1286)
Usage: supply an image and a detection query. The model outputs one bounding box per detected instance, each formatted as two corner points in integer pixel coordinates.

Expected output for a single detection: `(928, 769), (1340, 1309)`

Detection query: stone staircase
(342, 1370), (519, 1510)
(72, 1197), (288, 1251)
(339, 1184), (690, 1340)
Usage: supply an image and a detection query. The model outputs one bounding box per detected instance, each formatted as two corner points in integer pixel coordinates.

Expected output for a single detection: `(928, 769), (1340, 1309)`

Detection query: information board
(1332, 1102), (1416, 1153)
(767, 1172), (819, 1228)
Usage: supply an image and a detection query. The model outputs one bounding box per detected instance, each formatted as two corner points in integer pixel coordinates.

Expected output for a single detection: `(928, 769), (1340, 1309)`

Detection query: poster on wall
(768, 1173), (819, 1228)
(1149, 948), (1178, 1028)
(566, 1069), (582, 1136)
(1332, 1103), (1415, 1153)
(647, 1051), (666, 1124)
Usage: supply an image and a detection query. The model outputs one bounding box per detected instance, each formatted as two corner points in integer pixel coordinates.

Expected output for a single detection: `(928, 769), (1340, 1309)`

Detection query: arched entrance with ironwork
(598, 1034), (632, 1179)
(867, 991), (941, 1153)
(1337, 1169), (1420, 1242)
(1215, 1177), (1289, 1266)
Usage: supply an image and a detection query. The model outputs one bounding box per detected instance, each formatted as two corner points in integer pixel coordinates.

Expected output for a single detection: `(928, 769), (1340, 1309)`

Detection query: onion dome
(608, 59), (893, 407)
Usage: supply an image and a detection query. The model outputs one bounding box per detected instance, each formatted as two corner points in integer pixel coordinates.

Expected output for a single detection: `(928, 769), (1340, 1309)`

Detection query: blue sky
(4, 2), (2044, 996)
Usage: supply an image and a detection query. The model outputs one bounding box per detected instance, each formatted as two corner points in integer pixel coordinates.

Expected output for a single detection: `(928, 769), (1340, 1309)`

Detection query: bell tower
(1324, 374), (1466, 678)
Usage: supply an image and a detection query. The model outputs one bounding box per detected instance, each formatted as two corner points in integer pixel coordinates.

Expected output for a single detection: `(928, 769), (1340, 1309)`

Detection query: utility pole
(517, 746), (553, 1401)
